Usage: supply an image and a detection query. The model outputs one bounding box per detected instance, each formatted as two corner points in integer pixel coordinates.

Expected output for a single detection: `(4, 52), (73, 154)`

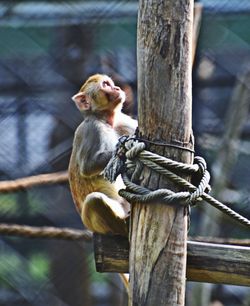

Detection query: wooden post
(130, 0), (193, 305)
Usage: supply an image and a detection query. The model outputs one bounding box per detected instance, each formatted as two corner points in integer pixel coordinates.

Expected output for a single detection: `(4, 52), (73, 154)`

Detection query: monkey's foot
(81, 192), (128, 236)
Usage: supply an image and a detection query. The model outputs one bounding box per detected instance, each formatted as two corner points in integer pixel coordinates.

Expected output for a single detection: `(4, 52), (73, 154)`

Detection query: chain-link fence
(0, 1), (249, 305)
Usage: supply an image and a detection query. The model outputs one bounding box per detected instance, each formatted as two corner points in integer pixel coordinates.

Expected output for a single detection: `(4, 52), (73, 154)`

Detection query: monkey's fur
(69, 74), (137, 237)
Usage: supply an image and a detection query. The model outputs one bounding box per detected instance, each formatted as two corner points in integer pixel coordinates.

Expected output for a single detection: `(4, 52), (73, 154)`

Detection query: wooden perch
(94, 234), (250, 287)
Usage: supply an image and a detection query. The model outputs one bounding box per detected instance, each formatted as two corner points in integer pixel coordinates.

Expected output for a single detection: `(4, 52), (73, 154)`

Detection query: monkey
(68, 74), (137, 238)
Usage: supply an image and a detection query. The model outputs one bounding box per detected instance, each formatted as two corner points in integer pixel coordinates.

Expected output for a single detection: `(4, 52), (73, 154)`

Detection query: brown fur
(68, 74), (137, 236)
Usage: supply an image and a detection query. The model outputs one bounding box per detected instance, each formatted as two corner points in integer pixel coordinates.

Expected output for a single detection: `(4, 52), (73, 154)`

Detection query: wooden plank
(94, 234), (129, 273)
(94, 234), (250, 287)
(187, 241), (250, 286)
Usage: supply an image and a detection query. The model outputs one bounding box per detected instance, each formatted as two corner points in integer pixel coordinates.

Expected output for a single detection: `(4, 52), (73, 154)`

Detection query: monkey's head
(72, 74), (126, 114)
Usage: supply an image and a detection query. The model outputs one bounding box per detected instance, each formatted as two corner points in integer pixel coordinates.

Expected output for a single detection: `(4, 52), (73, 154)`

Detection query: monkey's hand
(103, 136), (129, 183)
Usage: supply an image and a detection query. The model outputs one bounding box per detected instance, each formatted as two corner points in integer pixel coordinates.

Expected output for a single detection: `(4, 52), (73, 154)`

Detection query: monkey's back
(68, 120), (122, 213)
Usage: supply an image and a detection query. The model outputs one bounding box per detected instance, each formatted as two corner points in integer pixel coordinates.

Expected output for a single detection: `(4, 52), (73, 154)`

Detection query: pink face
(72, 75), (126, 112)
(100, 78), (126, 105)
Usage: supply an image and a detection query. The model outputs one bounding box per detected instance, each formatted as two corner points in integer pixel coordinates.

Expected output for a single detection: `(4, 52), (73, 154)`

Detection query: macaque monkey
(68, 74), (137, 237)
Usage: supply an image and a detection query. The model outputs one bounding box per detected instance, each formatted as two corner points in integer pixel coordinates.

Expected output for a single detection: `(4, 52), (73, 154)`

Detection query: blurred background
(0, 0), (249, 305)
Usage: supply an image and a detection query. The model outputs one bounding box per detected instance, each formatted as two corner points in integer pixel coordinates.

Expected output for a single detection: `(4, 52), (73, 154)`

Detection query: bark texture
(130, 1), (194, 305)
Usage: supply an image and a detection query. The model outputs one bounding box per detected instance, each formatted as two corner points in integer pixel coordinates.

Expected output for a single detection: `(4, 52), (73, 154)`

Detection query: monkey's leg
(81, 192), (128, 236)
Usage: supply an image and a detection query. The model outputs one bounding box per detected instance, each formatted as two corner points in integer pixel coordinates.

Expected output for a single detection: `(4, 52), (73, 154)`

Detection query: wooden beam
(94, 234), (129, 274)
(94, 234), (250, 287)
(187, 241), (250, 286)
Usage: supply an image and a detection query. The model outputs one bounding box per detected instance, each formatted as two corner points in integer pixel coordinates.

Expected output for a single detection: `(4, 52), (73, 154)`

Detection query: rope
(0, 172), (93, 241)
(104, 136), (250, 228)
(0, 171), (68, 193)
(0, 223), (92, 241)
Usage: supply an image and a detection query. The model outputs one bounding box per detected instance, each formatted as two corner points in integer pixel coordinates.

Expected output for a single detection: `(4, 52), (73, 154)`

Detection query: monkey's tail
(119, 273), (129, 294)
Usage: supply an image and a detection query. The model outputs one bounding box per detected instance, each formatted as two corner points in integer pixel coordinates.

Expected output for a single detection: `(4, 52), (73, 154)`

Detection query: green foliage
(0, 252), (50, 288)
(0, 254), (22, 287)
(0, 190), (46, 216)
(0, 194), (19, 215)
(28, 253), (50, 282)
(87, 254), (107, 284)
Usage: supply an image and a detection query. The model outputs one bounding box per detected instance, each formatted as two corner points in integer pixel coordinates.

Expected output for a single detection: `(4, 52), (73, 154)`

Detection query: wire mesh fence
(0, 1), (249, 305)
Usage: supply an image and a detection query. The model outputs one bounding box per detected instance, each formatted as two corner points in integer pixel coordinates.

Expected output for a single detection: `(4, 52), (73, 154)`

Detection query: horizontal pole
(93, 234), (250, 287)
(0, 223), (92, 241)
(0, 171), (68, 193)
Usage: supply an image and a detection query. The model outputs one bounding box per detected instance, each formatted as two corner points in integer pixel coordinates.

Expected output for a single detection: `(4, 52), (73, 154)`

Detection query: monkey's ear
(72, 92), (91, 111)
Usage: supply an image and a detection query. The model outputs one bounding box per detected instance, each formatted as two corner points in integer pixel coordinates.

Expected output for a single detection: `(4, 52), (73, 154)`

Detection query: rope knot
(194, 156), (207, 173)
(104, 135), (250, 228)
(189, 157), (211, 204)
(125, 141), (146, 160)
(103, 136), (139, 183)
(105, 136), (211, 206)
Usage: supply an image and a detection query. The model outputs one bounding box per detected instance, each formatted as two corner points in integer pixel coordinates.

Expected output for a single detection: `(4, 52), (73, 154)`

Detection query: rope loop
(103, 136), (250, 228)
(125, 140), (145, 160)
(194, 156), (207, 172)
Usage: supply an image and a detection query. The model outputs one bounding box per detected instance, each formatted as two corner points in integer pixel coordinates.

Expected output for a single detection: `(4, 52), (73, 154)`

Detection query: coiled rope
(104, 136), (250, 228)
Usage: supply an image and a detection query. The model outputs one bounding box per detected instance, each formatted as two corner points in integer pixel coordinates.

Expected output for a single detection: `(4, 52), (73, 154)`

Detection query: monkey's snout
(114, 86), (121, 91)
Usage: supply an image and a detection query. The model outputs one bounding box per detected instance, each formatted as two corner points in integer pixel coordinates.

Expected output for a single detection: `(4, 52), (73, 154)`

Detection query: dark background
(0, 1), (249, 305)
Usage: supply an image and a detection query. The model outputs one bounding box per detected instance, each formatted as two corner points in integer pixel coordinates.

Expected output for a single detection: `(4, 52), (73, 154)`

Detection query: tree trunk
(129, 1), (194, 305)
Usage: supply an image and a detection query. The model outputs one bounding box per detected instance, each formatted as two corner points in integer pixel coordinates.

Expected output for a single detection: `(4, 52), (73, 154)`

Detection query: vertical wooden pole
(129, 1), (194, 305)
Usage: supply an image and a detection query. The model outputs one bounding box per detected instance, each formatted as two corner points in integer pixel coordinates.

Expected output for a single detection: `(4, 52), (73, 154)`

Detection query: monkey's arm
(80, 151), (113, 177)
(115, 112), (138, 136)
(77, 121), (116, 177)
